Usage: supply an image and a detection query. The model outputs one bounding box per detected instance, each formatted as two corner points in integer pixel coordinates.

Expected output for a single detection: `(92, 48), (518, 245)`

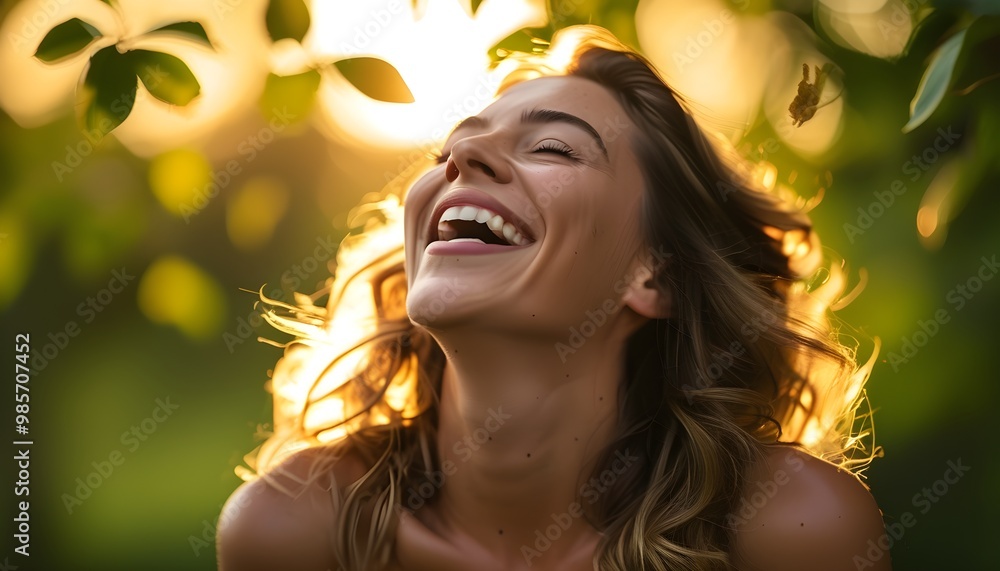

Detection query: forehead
(478, 75), (630, 136)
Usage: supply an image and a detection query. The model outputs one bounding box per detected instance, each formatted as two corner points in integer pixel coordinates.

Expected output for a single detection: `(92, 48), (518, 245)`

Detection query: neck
(413, 321), (637, 567)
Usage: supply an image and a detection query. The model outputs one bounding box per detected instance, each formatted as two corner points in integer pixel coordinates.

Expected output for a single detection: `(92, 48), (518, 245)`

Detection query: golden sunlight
(917, 157), (962, 249)
(0, 0), (271, 155)
(137, 254), (226, 339)
(255, 196), (410, 469)
(148, 148), (212, 216)
(816, 0), (912, 59)
(226, 176), (290, 251)
(637, 0), (843, 155)
(305, 0), (547, 147)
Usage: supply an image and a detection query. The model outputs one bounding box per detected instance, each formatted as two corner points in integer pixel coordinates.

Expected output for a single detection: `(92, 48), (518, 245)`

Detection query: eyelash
(430, 142), (577, 164)
(534, 142), (577, 158)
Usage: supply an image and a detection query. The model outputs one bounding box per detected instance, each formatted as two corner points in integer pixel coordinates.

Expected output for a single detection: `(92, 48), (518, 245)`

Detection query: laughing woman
(218, 25), (889, 571)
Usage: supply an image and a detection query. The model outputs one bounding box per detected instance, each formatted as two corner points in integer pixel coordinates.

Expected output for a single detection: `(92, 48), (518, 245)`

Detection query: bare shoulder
(731, 446), (891, 571)
(216, 445), (369, 571)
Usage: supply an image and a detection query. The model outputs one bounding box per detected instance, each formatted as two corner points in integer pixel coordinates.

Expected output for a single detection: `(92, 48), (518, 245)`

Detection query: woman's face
(404, 75), (650, 339)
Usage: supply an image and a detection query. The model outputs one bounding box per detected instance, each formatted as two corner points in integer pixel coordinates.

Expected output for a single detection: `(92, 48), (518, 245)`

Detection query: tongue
(438, 219), (510, 245)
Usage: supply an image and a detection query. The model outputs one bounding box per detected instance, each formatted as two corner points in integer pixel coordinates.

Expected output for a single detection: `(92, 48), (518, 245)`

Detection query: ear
(620, 258), (671, 319)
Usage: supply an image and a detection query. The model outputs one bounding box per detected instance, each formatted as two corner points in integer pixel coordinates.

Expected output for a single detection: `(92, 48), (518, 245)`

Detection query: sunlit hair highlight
(242, 25), (878, 571)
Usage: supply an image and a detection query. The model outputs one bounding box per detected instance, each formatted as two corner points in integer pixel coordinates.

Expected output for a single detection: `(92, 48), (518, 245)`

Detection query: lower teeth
(448, 238), (485, 244)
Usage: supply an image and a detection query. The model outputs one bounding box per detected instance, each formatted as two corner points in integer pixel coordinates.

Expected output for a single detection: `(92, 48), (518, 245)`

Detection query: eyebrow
(450, 108), (609, 160)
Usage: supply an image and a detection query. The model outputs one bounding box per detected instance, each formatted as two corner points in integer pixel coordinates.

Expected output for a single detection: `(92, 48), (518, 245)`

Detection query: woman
(218, 25), (889, 571)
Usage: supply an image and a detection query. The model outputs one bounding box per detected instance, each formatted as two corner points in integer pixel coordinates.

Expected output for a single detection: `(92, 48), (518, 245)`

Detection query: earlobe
(621, 262), (671, 319)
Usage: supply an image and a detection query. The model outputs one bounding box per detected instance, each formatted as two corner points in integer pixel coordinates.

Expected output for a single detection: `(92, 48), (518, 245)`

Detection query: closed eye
(429, 140), (577, 165)
(533, 141), (577, 159)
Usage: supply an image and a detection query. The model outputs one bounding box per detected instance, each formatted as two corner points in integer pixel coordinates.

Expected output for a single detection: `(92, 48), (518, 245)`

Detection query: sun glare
(307, 0), (548, 147)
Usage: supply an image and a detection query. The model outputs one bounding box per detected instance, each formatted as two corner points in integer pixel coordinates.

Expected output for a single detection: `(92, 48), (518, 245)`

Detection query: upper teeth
(438, 205), (530, 246)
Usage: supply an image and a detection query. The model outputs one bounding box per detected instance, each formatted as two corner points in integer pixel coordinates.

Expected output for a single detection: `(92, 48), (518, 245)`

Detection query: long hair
(244, 25), (877, 571)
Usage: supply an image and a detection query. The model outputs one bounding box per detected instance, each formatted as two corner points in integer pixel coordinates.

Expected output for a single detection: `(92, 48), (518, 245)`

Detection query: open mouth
(427, 188), (537, 251)
(435, 205), (531, 247)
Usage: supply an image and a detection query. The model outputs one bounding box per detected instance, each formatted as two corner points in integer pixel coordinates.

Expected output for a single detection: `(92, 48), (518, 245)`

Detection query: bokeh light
(1, 1), (997, 570)
(137, 255), (226, 340)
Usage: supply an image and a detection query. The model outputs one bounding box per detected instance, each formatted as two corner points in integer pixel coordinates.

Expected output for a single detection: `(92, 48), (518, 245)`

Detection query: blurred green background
(1, 0), (998, 569)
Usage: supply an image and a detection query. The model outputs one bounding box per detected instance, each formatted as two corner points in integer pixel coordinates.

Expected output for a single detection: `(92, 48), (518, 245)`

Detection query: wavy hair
(244, 25), (877, 571)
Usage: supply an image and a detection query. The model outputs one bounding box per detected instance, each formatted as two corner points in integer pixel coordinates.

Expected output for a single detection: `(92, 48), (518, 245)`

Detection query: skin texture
(217, 76), (891, 571)
(397, 76), (656, 571)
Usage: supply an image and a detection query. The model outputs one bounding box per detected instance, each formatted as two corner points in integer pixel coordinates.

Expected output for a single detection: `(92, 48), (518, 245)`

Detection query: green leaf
(34, 18), (101, 62)
(146, 21), (214, 50)
(332, 57), (414, 103)
(266, 0), (311, 42)
(78, 46), (138, 139)
(129, 50), (201, 106)
(260, 70), (321, 122)
(903, 28), (968, 133)
(488, 28), (550, 63)
(470, 0), (485, 16)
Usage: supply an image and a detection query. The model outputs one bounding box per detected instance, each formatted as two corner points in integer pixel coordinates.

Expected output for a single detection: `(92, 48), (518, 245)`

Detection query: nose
(444, 135), (512, 184)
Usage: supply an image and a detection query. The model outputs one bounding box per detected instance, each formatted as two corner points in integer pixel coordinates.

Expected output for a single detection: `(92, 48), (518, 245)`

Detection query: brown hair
(248, 25), (876, 570)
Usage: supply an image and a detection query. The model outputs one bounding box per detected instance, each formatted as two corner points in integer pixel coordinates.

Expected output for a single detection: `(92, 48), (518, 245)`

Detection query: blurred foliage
(265, 0), (311, 42)
(1, 1), (998, 570)
(332, 56), (416, 103)
(31, 2), (213, 138)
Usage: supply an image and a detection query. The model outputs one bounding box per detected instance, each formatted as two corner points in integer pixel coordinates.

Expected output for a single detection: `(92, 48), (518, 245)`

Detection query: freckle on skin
(527, 453), (531, 458)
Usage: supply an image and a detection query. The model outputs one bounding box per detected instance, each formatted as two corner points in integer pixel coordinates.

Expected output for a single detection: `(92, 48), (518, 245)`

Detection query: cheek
(403, 172), (441, 243)
(543, 171), (643, 253)
(526, 165), (581, 221)
(534, 178), (644, 308)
